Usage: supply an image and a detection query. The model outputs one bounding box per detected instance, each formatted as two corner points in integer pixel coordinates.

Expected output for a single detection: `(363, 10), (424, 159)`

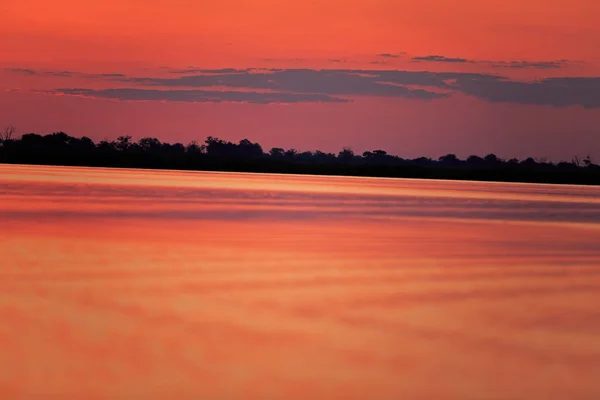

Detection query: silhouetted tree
(284, 149), (298, 160)
(313, 150), (336, 163)
(186, 140), (204, 154)
(139, 137), (161, 152)
(205, 136), (234, 157)
(70, 136), (96, 151)
(439, 154), (461, 166)
(412, 157), (433, 166)
(296, 151), (313, 162)
(1, 130), (599, 185)
(467, 155), (484, 166)
(116, 135), (132, 151)
(270, 147), (285, 158)
(1, 125), (15, 142)
(165, 142), (186, 154)
(21, 133), (43, 143)
(557, 161), (578, 170)
(338, 147), (354, 163)
(97, 138), (116, 152)
(44, 132), (71, 147)
(237, 139), (263, 158)
(484, 153), (500, 165)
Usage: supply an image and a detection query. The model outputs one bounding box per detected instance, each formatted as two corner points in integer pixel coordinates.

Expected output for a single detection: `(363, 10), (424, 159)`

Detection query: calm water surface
(1, 164), (600, 399)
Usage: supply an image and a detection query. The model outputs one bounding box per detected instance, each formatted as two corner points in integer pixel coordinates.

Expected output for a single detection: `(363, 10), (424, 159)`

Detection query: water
(1, 164), (600, 399)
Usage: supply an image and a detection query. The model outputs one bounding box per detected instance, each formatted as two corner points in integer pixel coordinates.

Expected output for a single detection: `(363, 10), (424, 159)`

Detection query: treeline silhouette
(1, 129), (599, 185)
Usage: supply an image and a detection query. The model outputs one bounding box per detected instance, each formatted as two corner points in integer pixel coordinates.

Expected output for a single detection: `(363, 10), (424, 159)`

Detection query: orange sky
(2, 0), (599, 67)
(1, 0), (599, 160)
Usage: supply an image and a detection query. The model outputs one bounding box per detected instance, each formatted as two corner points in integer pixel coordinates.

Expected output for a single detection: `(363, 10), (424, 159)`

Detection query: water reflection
(1, 164), (600, 399)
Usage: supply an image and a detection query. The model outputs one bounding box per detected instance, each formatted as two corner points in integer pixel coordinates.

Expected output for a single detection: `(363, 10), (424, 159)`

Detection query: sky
(1, 0), (599, 161)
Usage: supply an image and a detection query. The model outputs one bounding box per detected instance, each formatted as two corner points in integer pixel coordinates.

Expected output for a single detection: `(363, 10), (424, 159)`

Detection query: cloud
(122, 69), (451, 100)
(16, 64), (600, 108)
(127, 69), (600, 108)
(412, 55), (472, 63)
(99, 73), (127, 78)
(8, 67), (126, 80)
(40, 88), (350, 104)
(9, 68), (74, 77)
(263, 58), (305, 63)
(411, 55), (572, 69)
(44, 71), (73, 77)
(168, 67), (254, 75)
(452, 76), (600, 108)
(9, 68), (36, 75)
(377, 53), (405, 58)
(345, 69), (501, 89)
(490, 60), (569, 69)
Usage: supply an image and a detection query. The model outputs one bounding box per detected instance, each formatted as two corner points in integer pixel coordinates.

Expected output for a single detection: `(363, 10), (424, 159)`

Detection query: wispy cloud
(167, 68), (254, 75)
(39, 88), (350, 104)
(10, 68), (36, 75)
(376, 53), (405, 58)
(411, 54), (573, 69)
(452, 76), (600, 108)
(412, 55), (472, 63)
(8, 67), (125, 79)
(99, 73), (128, 78)
(14, 65), (600, 108)
(45, 71), (73, 77)
(490, 60), (569, 69)
(122, 69), (451, 100)
(10, 68), (74, 77)
(263, 57), (305, 63)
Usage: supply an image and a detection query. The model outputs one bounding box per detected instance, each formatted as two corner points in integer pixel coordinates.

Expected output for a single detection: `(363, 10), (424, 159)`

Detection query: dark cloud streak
(412, 55), (472, 63)
(8, 67), (127, 80)
(124, 69), (452, 99)
(454, 77), (600, 108)
(167, 68), (254, 75)
(10, 68), (36, 75)
(377, 53), (405, 58)
(411, 55), (572, 69)
(13, 64), (600, 108)
(490, 60), (568, 69)
(110, 71), (600, 108)
(40, 88), (350, 104)
(44, 71), (73, 77)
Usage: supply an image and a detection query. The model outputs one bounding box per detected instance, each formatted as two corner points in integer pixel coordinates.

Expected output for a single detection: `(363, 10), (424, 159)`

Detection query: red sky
(1, 0), (599, 160)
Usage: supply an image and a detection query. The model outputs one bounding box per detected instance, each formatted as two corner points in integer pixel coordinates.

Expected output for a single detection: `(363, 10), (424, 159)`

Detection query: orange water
(1, 164), (600, 399)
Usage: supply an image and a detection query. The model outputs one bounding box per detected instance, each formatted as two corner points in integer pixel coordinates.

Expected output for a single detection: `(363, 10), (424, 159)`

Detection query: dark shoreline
(1, 132), (599, 186)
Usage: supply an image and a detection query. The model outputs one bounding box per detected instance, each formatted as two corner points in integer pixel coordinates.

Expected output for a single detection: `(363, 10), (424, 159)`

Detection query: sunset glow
(1, 0), (599, 160)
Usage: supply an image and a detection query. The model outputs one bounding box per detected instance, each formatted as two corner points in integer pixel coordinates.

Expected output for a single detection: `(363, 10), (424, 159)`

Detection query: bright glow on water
(1, 164), (600, 399)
